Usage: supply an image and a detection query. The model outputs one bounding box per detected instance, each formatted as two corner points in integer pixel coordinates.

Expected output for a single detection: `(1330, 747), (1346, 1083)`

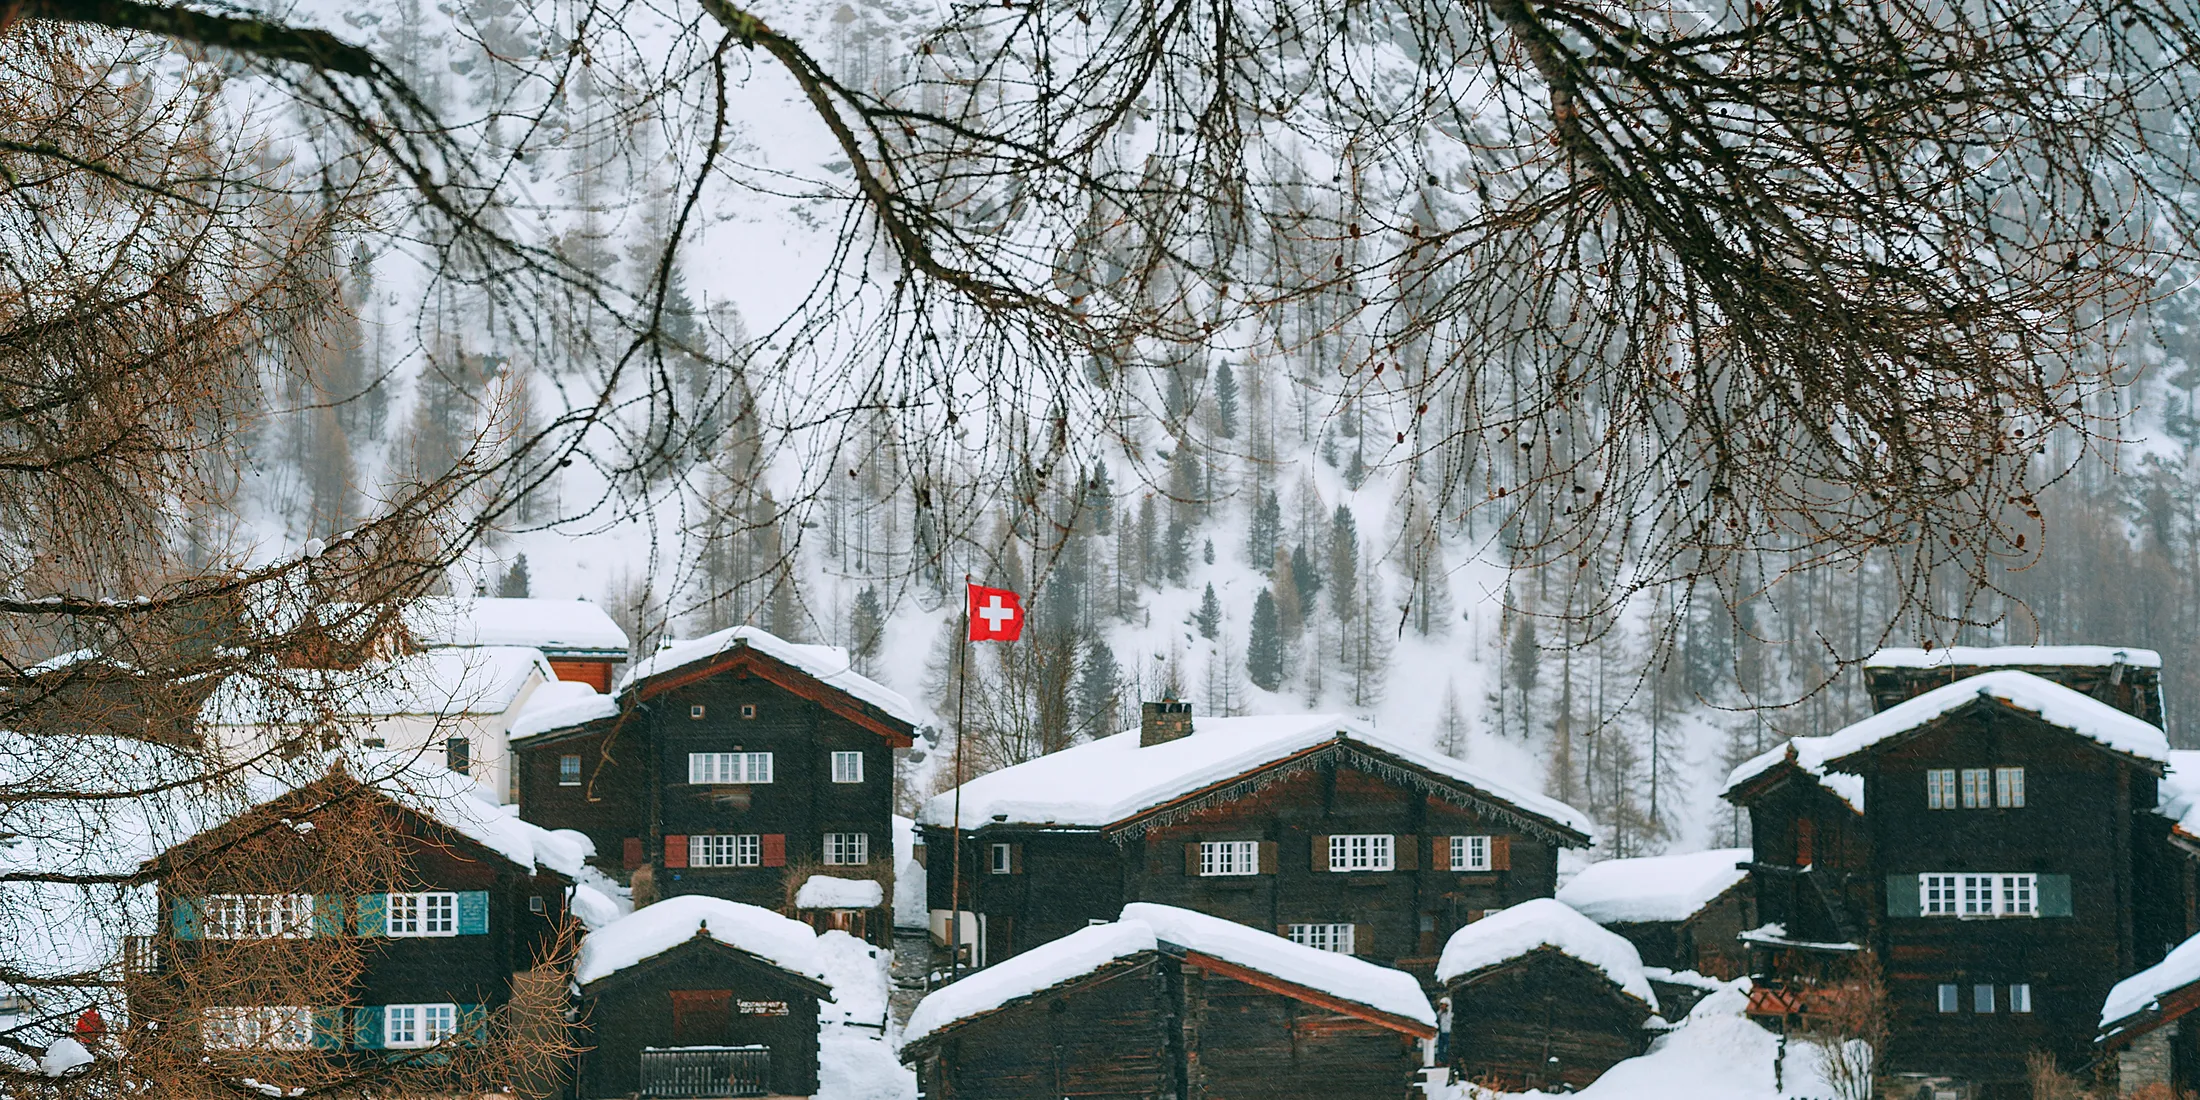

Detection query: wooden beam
(1178, 950), (1436, 1038)
(634, 647), (914, 746)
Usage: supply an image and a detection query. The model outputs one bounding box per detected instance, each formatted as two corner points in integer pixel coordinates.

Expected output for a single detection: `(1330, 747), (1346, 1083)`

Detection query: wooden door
(669, 989), (732, 1046)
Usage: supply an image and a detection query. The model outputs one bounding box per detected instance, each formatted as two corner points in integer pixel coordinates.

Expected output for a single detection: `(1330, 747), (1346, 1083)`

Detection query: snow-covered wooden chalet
(1555, 847), (1754, 981)
(510, 626), (920, 926)
(1436, 898), (1658, 1091)
(901, 902), (1435, 1100)
(917, 704), (1593, 978)
(572, 895), (832, 1100)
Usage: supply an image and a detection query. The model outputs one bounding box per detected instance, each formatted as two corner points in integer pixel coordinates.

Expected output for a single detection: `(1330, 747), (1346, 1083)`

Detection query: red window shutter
(1432, 837), (1453, 872)
(1311, 835), (1331, 872)
(1795, 818), (1816, 867)
(1184, 843), (1202, 876)
(1490, 835), (1512, 870)
(622, 837), (644, 870)
(762, 834), (787, 867)
(1258, 841), (1278, 874)
(1353, 924), (1374, 956)
(1394, 835), (1419, 871)
(663, 835), (688, 869)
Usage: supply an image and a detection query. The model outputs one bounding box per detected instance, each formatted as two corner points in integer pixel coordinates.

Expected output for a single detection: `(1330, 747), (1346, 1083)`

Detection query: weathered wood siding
(574, 939), (825, 1099)
(1184, 964), (1420, 1100)
(1446, 951), (1650, 1092)
(514, 721), (646, 875)
(910, 958), (1174, 1100)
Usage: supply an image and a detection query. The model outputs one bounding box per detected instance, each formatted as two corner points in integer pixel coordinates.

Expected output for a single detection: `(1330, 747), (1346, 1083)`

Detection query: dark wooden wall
(1864, 662), (2163, 727)
(574, 939), (824, 1099)
(515, 721), (647, 876)
(1446, 951), (1650, 1092)
(1183, 963), (1421, 1100)
(910, 958), (1175, 1100)
(1743, 773), (1869, 948)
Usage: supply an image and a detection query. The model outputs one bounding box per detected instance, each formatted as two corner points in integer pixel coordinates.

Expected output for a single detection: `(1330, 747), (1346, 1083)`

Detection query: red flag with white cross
(967, 583), (1024, 642)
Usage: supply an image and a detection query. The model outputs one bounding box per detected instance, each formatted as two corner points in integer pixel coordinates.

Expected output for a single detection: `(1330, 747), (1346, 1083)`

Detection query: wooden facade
(1444, 948), (1654, 1091)
(1597, 877), (1756, 980)
(574, 934), (828, 1099)
(1865, 654), (2164, 728)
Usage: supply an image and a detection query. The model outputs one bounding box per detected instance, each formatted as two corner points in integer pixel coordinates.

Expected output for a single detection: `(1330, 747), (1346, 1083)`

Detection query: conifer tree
(848, 585), (886, 673)
(1214, 363), (1240, 439)
(1074, 638), (1123, 738)
(1290, 543), (1321, 612)
(497, 554), (531, 597)
(1508, 616), (1540, 739)
(1088, 462), (1115, 533)
(1246, 488), (1281, 567)
(1247, 590), (1284, 691)
(1135, 496), (1158, 586)
(1269, 549), (1304, 643)
(1328, 505), (1360, 622)
(1196, 583), (1220, 639)
(1164, 518), (1191, 583)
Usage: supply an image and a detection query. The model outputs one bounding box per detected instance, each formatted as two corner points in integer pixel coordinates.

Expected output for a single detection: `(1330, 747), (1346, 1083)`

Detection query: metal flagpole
(948, 574), (970, 979)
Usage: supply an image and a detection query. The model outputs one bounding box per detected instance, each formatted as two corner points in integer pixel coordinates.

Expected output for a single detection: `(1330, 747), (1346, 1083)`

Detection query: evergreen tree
(1196, 583), (1221, 639)
(1247, 590), (1284, 690)
(1167, 435), (1202, 524)
(1269, 549), (1304, 642)
(1327, 505), (1360, 621)
(1437, 681), (1468, 758)
(1508, 616), (1540, 738)
(1164, 518), (1191, 583)
(1291, 543), (1321, 610)
(1203, 538), (1215, 565)
(1246, 488), (1281, 567)
(849, 585), (886, 672)
(1074, 638), (1122, 738)
(1088, 461), (1115, 533)
(497, 554), (531, 598)
(1214, 362), (1240, 438)
(1136, 496), (1158, 586)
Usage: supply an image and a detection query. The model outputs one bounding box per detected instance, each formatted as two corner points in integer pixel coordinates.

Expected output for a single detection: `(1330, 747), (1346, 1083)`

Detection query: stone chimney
(1140, 698), (1194, 747)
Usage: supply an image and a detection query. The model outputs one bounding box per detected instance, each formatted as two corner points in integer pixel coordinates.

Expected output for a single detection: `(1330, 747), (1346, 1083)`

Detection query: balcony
(639, 1045), (771, 1098)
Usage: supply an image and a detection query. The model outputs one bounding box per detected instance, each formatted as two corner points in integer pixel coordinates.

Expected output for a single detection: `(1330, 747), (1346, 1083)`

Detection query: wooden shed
(573, 896), (831, 1099)
(901, 902), (1435, 1100)
(2098, 929), (2200, 1097)
(1555, 848), (1755, 981)
(1438, 899), (1658, 1091)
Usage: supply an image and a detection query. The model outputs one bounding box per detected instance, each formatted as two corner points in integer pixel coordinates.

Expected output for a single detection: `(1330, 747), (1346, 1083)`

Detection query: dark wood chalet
(900, 902), (1435, 1100)
(1864, 645), (2165, 728)
(2096, 929), (2200, 1096)
(511, 627), (919, 925)
(572, 896), (830, 1099)
(133, 766), (577, 1069)
(1436, 898), (1658, 1091)
(1724, 655), (2192, 1097)
(918, 704), (1593, 982)
(1555, 847), (1755, 982)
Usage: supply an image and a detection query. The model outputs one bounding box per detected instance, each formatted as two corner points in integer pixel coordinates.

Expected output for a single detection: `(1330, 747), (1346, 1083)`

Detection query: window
(1328, 834), (1394, 872)
(740, 704), (757, 719)
(202, 1006), (312, 1050)
(1960, 768), (1991, 808)
(383, 1003), (457, 1049)
(1975, 984), (1996, 1013)
(1200, 841), (1260, 876)
(1918, 873), (2037, 918)
(387, 892), (458, 937)
(1287, 923), (1356, 954)
(529, 896), (546, 914)
(990, 843), (1014, 874)
(204, 894), (314, 940)
(688, 752), (772, 784)
(2011, 984), (2033, 1013)
(558, 754), (582, 786)
(689, 705), (706, 720)
(1997, 767), (2026, 808)
(831, 751), (865, 784)
(1927, 768), (1957, 809)
(823, 833), (869, 866)
(690, 835), (761, 868)
(1938, 984), (1959, 1013)
(445, 736), (470, 775)
(1452, 836), (1491, 872)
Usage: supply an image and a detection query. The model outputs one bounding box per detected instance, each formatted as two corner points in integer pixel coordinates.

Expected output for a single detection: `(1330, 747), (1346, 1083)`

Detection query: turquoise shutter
(457, 1003), (488, 1045)
(1885, 875), (1921, 917)
(312, 1007), (345, 1050)
(2038, 874), (2073, 917)
(353, 1006), (383, 1049)
(171, 897), (202, 940)
(313, 895), (344, 937)
(457, 892), (489, 935)
(355, 894), (386, 936)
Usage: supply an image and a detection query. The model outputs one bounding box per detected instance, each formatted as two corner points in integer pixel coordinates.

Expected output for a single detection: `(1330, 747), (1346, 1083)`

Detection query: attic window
(741, 703), (758, 719)
(689, 705), (706, 720)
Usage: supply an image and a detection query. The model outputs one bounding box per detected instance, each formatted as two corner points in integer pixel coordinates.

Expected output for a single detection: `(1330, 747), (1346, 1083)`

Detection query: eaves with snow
(1436, 898), (1659, 1012)
(1556, 848), (1752, 926)
(405, 597), (632, 660)
(574, 895), (832, 991)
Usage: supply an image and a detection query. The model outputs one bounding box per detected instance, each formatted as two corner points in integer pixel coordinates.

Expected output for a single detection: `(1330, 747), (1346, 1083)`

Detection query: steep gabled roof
(916, 714), (1593, 846)
(507, 680), (619, 745)
(616, 627), (922, 743)
(2101, 928), (2200, 1045)
(1557, 849), (1751, 925)
(1722, 740), (1866, 813)
(407, 598), (631, 659)
(575, 896), (830, 992)
(1437, 898), (1658, 1012)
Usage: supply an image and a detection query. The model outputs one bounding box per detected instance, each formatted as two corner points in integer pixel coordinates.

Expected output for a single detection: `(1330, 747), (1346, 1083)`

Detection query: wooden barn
(2098, 927), (2200, 1097)
(511, 626), (918, 919)
(1437, 898), (1658, 1091)
(917, 703), (1592, 977)
(900, 902), (1435, 1100)
(1555, 847), (1754, 982)
(572, 896), (831, 1100)
(1724, 652), (2199, 1097)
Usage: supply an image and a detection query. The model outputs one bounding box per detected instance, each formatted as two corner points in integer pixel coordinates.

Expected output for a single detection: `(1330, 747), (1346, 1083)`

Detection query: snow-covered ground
(814, 931), (916, 1100)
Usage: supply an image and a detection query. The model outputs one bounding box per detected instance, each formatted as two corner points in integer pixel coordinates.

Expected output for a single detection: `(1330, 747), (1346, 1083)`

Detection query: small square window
(558, 754), (582, 786)
(741, 703), (758, 719)
(1996, 767), (2026, 808)
(1927, 768), (1957, 809)
(1975, 984), (1996, 1013)
(1960, 768), (1991, 808)
(824, 832), (870, 866)
(689, 704), (706, 720)
(1938, 984), (1959, 1013)
(831, 751), (864, 784)
(990, 843), (1014, 874)
(1452, 835), (1491, 872)
(2010, 984), (2033, 1013)
(529, 896), (546, 914)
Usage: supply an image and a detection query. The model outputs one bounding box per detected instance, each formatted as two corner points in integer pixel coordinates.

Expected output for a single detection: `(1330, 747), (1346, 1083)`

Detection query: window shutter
(1184, 843), (1202, 876)
(1353, 924), (1374, 956)
(171, 897), (202, 940)
(457, 1004), (488, 1044)
(1258, 841), (1278, 874)
(1312, 835), (1331, 872)
(664, 835), (689, 869)
(1885, 875), (1921, 918)
(457, 891), (490, 935)
(312, 1007), (345, 1050)
(622, 837), (645, 870)
(1431, 838), (1452, 872)
(761, 834), (787, 867)
(355, 894), (386, 937)
(353, 1006), (383, 1050)
(2038, 874), (2073, 917)
(1490, 836), (1511, 870)
(313, 894), (344, 937)
(1009, 844), (1024, 875)
(1395, 835), (1419, 871)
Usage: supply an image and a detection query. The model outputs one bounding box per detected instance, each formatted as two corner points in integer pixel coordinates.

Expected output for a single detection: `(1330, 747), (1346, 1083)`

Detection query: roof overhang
(578, 931), (833, 1001)
(1821, 692), (2165, 776)
(628, 645), (914, 747)
(1444, 946), (1655, 1014)
(1168, 946), (1434, 1038)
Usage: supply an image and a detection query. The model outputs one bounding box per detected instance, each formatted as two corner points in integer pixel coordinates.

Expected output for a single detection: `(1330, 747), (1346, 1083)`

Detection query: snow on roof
(2159, 751), (2200, 838)
(314, 754), (588, 878)
(795, 876), (884, 910)
(2103, 929), (2200, 1031)
(903, 921), (1157, 1045)
(507, 679), (619, 743)
(1865, 645), (2162, 670)
(1436, 899), (1658, 1010)
(200, 647), (551, 723)
(1722, 737), (1866, 811)
(1557, 849), (1752, 925)
(407, 597), (631, 655)
(617, 626), (924, 729)
(1121, 903), (1435, 1030)
(576, 896), (829, 989)
(916, 714), (1592, 840)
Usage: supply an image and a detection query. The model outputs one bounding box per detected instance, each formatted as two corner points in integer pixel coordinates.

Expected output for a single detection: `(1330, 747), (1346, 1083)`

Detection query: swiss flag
(967, 583), (1024, 642)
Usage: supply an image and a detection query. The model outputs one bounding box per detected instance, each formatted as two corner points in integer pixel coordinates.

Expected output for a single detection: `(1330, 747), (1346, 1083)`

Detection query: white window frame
(1996, 767), (2026, 808)
(2011, 983), (2033, 1013)
(1286, 923), (1356, 954)
(1452, 835), (1491, 872)
(831, 751), (865, 784)
(1921, 874), (1960, 915)
(203, 1006), (313, 1050)
(1960, 768), (1991, 809)
(204, 894), (315, 940)
(690, 834), (761, 868)
(386, 892), (458, 937)
(688, 752), (773, 785)
(989, 843), (1014, 874)
(1974, 984), (1996, 1013)
(383, 1003), (457, 1049)
(823, 832), (870, 866)
(1199, 841), (1260, 877)
(1937, 984), (1959, 1013)
(558, 754), (582, 786)
(1919, 873), (2036, 918)
(1328, 834), (1394, 872)
(1926, 768), (1956, 810)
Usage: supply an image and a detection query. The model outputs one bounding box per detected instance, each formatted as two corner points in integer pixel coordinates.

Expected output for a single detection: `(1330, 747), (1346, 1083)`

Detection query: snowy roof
(406, 597), (631, 656)
(916, 714), (1593, 841)
(795, 875), (884, 910)
(576, 896), (829, 989)
(199, 647), (551, 724)
(507, 679), (620, 743)
(1557, 849), (1752, 925)
(2156, 751), (2200, 839)
(2102, 929), (2200, 1033)
(1722, 738), (1867, 812)
(1121, 903), (1435, 1031)
(617, 626), (924, 730)
(1436, 899), (1658, 1011)
(1865, 645), (2162, 670)
(903, 921), (1155, 1046)
(368, 759), (589, 878)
